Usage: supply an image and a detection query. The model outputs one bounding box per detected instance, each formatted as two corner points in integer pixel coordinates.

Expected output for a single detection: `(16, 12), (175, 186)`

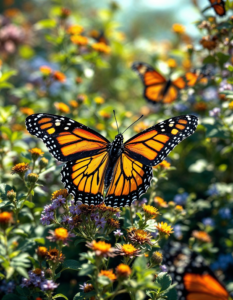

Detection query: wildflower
(77, 93), (87, 103)
(47, 227), (75, 244)
(172, 23), (185, 34)
(51, 189), (69, 200)
(41, 279), (59, 291)
(37, 246), (48, 258)
(97, 203), (120, 214)
(229, 101), (233, 110)
(151, 251), (163, 265)
(75, 77), (82, 84)
(209, 107), (221, 118)
(99, 270), (116, 281)
(80, 283), (94, 293)
(211, 254), (233, 271)
(69, 200), (81, 215)
(219, 208), (231, 219)
(60, 7), (71, 18)
(143, 205), (160, 219)
(95, 216), (107, 229)
(175, 205), (183, 211)
(92, 42), (111, 54)
(207, 185), (218, 196)
(151, 231), (158, 238)
(94, 96), (105, 104)
(69, 100), (79, 108)
(96, 123), (104, 131)
(192, 230), (212, 243)
(128, 228), (152, 245)
(166, 58), (177, 68)
(0, 212), (13, 224)
(67, 24), (84, 35)
(114, 229), (123, 237)
(87, 240), (116, 257)
(7, 189), (16, 201)
(11, 162), (29, 175)
(99, 110), (111, 119)
(202, 218), (215, 227)
(53, 71), (66, 82)
(159, 265), (168, 272)
(28, 148), (44, 161)
(174, 192), (188, 205)
(54, 102), (70, 113)
(72, 215), (82, 227)
(134, 121), (148, 133)
(71, 35), (88, 46)
(27, 173), (39, 184)
(194, 102), (207, 111)
(46, 248), (65, 263)
(200, 35), (218, 50)
(0, 24), (26, 54)
(52, 195), (66, 208)
(107, 218), (120, 228)
(155, 160), (171, 169)
(40, 211), (54, 225)
(182, 58), (191, 70)
(79, 204), (96, 215)
(154, 196), (168, 208)
(61, 215), (73, 226)
(219, 79), (233, 92)
(20, 107), (34, 115)
(40, 65), (52, 76)
(0, 280), (15, 294)
(116, 264), (131, 278)
(39, 157), (48, 169)
(156, 222), (174, 236)
(116, 243), (141, 258)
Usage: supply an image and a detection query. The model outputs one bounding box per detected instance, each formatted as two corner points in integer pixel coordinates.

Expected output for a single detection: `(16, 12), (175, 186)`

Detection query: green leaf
(144, 219), (157, 232)
(0, 82), (14, 89)
(2, 294), (20, 300)
(73, 291), (96, 300)
(62, 259), (80, 270)
(53, 294), (69, 300)
(6, 266), (14, 279)
(16, 267), (29, 278)
(74, 239), (86, 246)
(156, 272), (171, 291)
(13, 229), (28, 238)
(0, 200), (12, 208)
(35, 19), (57, 29)
(164, 286), (177, 300)
(0, 272), (5, 279)
(203, 55), (216, 65)
(97, 275), (112, 286)
(0, 70), (17, 82)
(216, 52), (230, 68)
(19, 45), (35, 59)
(133, 255), (147, 271)
(78, 263), (95, 276)
(23, 201), (35, 209)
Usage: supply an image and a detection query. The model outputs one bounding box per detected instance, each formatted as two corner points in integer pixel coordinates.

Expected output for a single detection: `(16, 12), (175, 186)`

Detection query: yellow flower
(37, 246), (48, 258)
(229, 101), (233, 110)
(166, 58), (177, 68)
(94, 96), (105, 104)
(128, 228), (152, 245)
(54, 228), (69, 241)
(87, 240), (115, 257)
(69, 100), (79, 108)
(107, 218), (120, 228)
(192, 230), (211, 243)
(117, 243), (140, 257)
(28, 148), (44, 160)
(156, 222), (174, 236)
(143, 205), (160, 219)
(67, 24), (84, 35)
(175, 205), (183, 211)
(11, 162), (29, 175)
(154, 160), (171, 169)
(40, 65), (52, 76)
(99, 270), (116, 281)
(53, 71), (66, 82)
(0, 212), (13, 224)
(99, 110), (111, 119)
(51, 189), (69, 200)
(71, 35), (88, 46)
(154, 196), (168, 208)
(92, 42), (111, 54)
(96, 123), (105, 131)
(182, 59), (192, 70)
(20, 107), (34, 115)
(54, 102), (70, 113)
(134, 121), (148, 133)
(172, 23), (185, 34)
(116, 264), (131, 277)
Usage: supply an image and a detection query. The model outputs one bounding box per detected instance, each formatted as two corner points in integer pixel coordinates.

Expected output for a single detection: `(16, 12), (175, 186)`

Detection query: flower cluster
(21, 269), (58, 291)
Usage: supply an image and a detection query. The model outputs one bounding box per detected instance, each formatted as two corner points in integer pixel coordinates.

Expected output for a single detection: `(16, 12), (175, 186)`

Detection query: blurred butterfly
(25, 113), (198, 207)
(132, 62), (186, 105)
(208, 0), (226, 16)
(90, 30), (109, 45)
(185, 65), (213, 87)
(163, 242), (232, 300)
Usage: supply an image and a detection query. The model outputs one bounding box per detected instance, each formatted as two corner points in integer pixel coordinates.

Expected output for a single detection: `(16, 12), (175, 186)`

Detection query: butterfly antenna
(113, 110), (120, 134)
(122, 115), (144, 134)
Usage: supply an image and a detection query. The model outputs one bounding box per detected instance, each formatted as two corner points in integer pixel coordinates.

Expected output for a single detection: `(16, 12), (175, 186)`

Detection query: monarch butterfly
(208, 0), (226, 16)
(25, 112), (198, 207)
(163, 242), (232, 300)
(132, 62), (186, 105)
(90, 30), (109, 45)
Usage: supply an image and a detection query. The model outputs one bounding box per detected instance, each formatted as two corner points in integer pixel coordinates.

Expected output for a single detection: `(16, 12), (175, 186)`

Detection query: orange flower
(11, 162), (29, 175)
(51, 189), (69, 200)
(53, 71), (66, 82)
(192, 230), (211, 243)
(116, 264), (131, 277)
(0, 212), (13, 224)
(134, 121), (148, 133)
(99, 110), (111, 119)
(107, 218), (120, 228)
(166, 58), (177, 68)
(67, 24), (84, 35)
(46, 247), (65, 263)
(82, 283), (94, 293)
(4, 8), (20, 18)
(172, 23), (185, 34)
(20, 107), (34, 115)
(193, 102), (207, 112)
(92, 42), (111, 54)
(37, 246), (48, 258)
(128, 228), (152, 245)
(71, 35), (88, 46)
(69, 100), (78, 108)
(28, 148), (44, 160)
(143, 205), (160, 219)
(116, 243), (140, 257)
(12, 124), (24, 131)
(175, 205), (183, 211)
(33, 268), (42, 276)
(54, 102), (70, 113)
(87, 240), (115, 257)
(54, 228), (69, 241)
(99, 270), (116, 281)
(156, 222), (174, 236)
(40, 65), (52, 76)
(154, 160), (171, 169)
(154, 196), (168, 208)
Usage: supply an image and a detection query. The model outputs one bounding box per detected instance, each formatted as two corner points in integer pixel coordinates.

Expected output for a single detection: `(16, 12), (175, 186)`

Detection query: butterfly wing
(124, 115), (198, 166)
(25, 113), (110, 162)
(209, 0), (226, 16)
(61, 151), (109, 205)
(104, 153), (152, 207)
(185, 72), (199, 87)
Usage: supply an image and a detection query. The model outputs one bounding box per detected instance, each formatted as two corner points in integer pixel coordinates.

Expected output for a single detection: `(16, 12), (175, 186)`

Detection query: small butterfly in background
(132, 62), (186, 105)
(90, 29), (109, 45)
(163, 242), (232, 300)
(25, 112), (198, 207)
(208, 0), (226, 17)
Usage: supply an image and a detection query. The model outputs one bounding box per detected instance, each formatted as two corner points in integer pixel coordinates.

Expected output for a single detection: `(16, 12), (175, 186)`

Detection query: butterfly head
(114, 133), (124, 144)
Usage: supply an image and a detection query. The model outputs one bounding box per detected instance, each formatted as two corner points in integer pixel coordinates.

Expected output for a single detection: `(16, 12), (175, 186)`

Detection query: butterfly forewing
(61, 151), (109, 205)
(25, 113), (109, 162)
(208, 0), (226, 16)
(104, 153), (152, 207)
(124, 115), (198, 166)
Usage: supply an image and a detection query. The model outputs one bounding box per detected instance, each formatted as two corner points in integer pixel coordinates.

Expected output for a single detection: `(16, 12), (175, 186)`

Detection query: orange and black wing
(104, 153), (152, 207)
(25, 113), (110, 162)
(61, 151), (109, 205)
(208, 0), (226, 16)
(124, 115), (198, 166)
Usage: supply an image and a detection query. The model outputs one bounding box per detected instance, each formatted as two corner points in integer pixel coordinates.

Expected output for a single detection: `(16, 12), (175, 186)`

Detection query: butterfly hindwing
(104, 153), (152, 207)
(209, 0), (226, 16)
(124, 115), (198, 166)
(25, 113), (109, 162)
(61, 151), (109, 205)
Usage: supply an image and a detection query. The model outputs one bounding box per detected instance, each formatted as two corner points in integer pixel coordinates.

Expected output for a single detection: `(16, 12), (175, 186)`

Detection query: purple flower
(52, 195), (66, 208)
(41, 279), (59, 291)
(95, 217), (106, 229)
(40, 211), (54, 225)
(114, 229), (123, 237)
(151, 231), (158, 238)
(203, 87), (218, 102)
(61, 215), (73, 224)
(43, 204), (55, 213)
(115, 211), (121, 218)
(174, 103), (188, 112)
(69, 201), (81, 215)
(173, 224), (182, 239)
(209, 107), (221, 118)
(174, 192), (188, 205)
(207, 185), (219, 196)
(159, 265), (167, 272)
(219, 208), (231, 219)
(202, 218), (215, 227)
(219, 79), (233, 92)
(0, 280), (15, 294)
(20, 278), (31, 288)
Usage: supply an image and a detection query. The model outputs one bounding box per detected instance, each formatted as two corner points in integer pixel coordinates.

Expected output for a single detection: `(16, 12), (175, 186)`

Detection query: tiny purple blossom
(114, 229), (123, 236)
(41, 279), (59, 291)
(151, 231), (158, 238)
(20, 278), (31, 288)
(159, 265), (168, 272)
(40, 211), (54, 225)
(115, 211), (121, 218)
(95, 217), (106, 229)
(52, 195), (66, 208)
(69, 202), (81, 215)
(209, 107), (221, 118)
(61, 215), (73, 224)
(43, 204), (55, 213)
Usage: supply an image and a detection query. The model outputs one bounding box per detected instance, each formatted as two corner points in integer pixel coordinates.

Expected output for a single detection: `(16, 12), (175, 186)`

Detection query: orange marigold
(99, 269), (116, 281)
(20, 107), (34, 115)
(67, 24), (83, 35)
(172, 23), (185, 34)
(0, 212), (13, 224)
(54, 228), (69, 241)
(87, 240), (115, 257)
(37, 246), (48, 258)
(192, 230), (212, 243)
(156, 222), (174, 236)
(116, 243), (141, 257)
(40, 65), (52, 76)
(128, 228), (152, 245)
(54, 102), (70, 113)
(116, 264), (131, 277)
(69, 100), (79, 108)
(11, 162), (29, 175)
(28, 148), (44, 159)
(154, 196), (168, 208)
(143, 205), (160, 219)
(46, 247), (64, 263)
(71, 35), (88, 46)
(92, 42), (111, 54)
(53, 71), (66, 82)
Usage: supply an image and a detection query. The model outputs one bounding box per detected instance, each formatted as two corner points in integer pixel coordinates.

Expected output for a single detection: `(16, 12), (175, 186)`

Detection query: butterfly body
(26, 113), (198, 207)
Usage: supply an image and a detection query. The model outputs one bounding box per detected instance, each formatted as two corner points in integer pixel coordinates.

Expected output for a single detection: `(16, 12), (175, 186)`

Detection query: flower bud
(27, 173), (38, 184)
(151, 251), (163, 265)
(37, 246), (48, 259)
(45, 268), (53, 278)
(7, 189), (16, 201)
(39, 157), (48, 169)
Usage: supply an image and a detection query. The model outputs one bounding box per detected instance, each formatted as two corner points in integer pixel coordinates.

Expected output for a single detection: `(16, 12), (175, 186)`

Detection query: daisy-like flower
(67, 24), (83, 35)
(128, 228), (152, 245)
(99, 110), (111, 119)
(116, 264), (131, 278)
(28, 148), (44, 160)
(47, 228), (75, 245)
(61, 215), (73, 226)
(40, 211), (54, 225)
(46, 248), (65, 263)
(80, 283), (94, 293)
(143, 205), (160, 219)
(0, 212), (13, 224)
(86, 240), (116, 257)
(53, 71), (66, 82)
(11, 162), (29, 175)
(52, 195), (66, 208)
(116, 243), (141, 258)
(228, 101), (233, 110)
(192, 230), (212, 243)
(175, 205), (183, 212)
(166, 58), (177, 68)
(172, 23), (185, 34)
(40, 65), (52, 76)
(39, 157), (48, 169)
(114, 229), (123, 237)
(69, 200), (81, 215)
(97, 203), (120, 215)
(159, 265), (167, 272)
(154, 196), (168, 208)
(41, 279), (59, 291)
(71, 35), (88, 46)
(51, 189), (69, 200)
(94, 96), (105, 104)
(36, 246), (48, 259)
(107, 218), (120, 229)
(20, 107), (34, 115)
(99, 270), (116, 281)
(72, 215), (82, 227)
(54, 102), (70, 113)
(92, 42), (111, 54)
(156, 222), (174, 236)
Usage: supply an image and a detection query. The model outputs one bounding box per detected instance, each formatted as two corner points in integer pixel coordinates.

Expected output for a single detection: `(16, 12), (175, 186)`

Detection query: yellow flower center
(121, 244), (137, 255)
(92, 241), (111, 253)
(54, 228), (69, 240)
(28, 148), (44, 156)
(135, 229), (148, 239)
(51, 189), (68, 200)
